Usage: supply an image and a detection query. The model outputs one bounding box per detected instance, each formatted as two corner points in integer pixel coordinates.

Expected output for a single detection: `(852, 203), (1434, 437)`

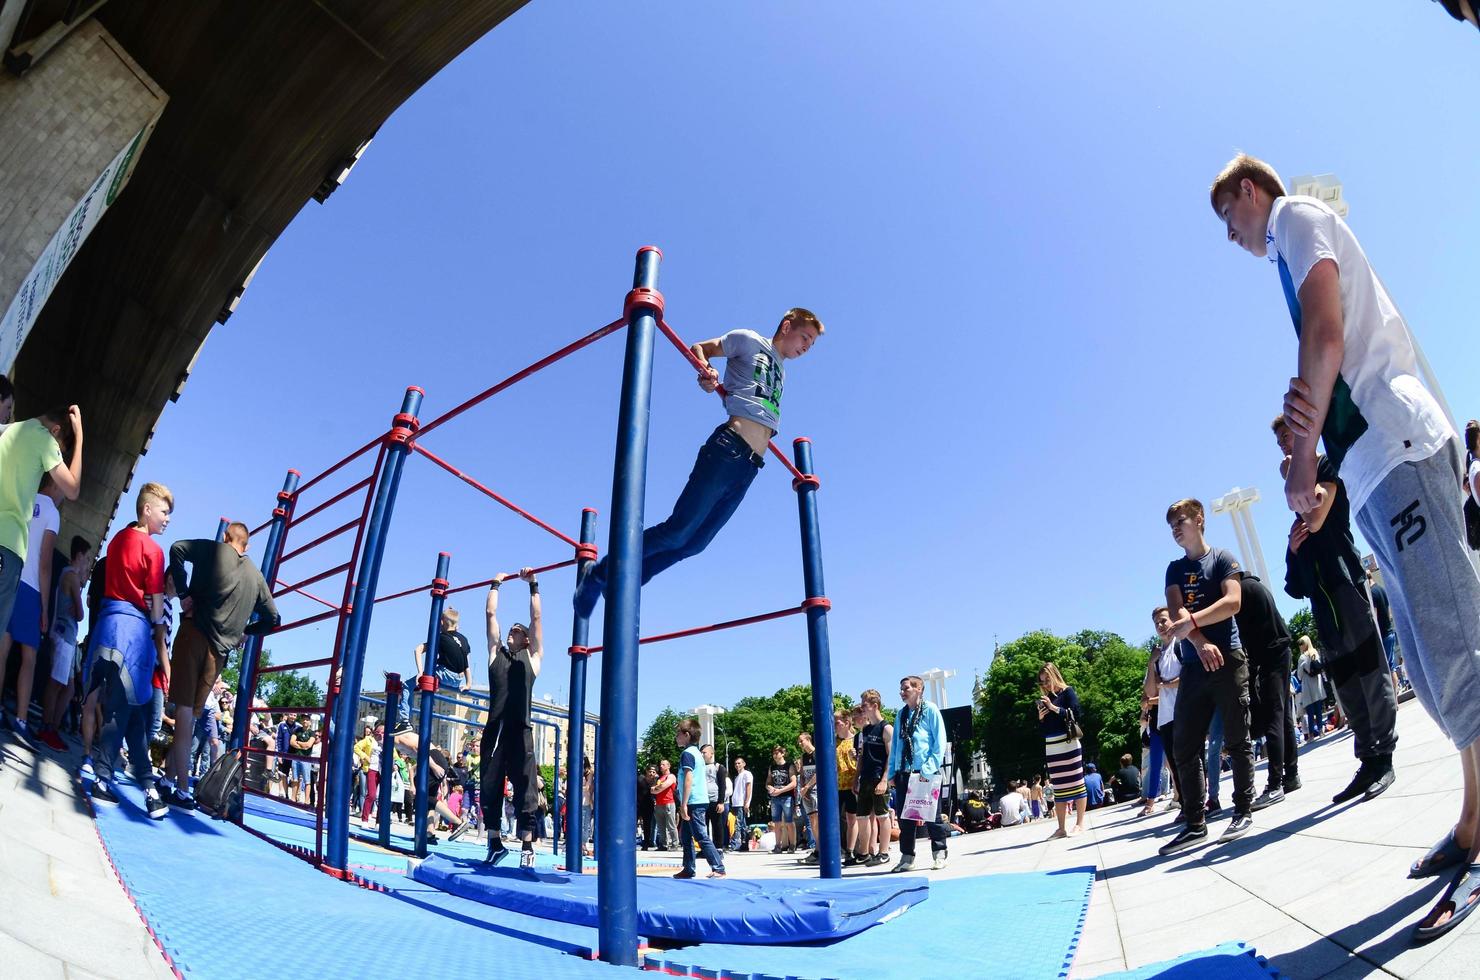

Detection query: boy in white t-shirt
(0, 476), (61, 741)
(1211, 153), (1480, 941)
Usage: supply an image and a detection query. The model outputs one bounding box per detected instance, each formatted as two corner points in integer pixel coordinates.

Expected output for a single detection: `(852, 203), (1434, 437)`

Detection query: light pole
(1212, 486), (1269, 584)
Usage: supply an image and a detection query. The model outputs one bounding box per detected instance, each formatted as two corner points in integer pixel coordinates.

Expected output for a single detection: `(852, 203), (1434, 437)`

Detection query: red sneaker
(38, 728), (68, 752)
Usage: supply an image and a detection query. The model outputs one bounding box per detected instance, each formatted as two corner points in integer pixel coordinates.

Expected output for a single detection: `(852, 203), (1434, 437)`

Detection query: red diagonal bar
(258, 657), (336, 674)
(657, 318), (809, 483)
(578, 602), (811, 656)
(274, 563), (352, 601)
(414, 317), (627, 441)
(372, 582), (435, 606)
(443, 558), (581, 598)
(272, 608), (341, 633)
(289, 475), (374, 529)
(294, 434), (383, 500)
(278, 517), (360, 564)
(408, 442), (578, 548)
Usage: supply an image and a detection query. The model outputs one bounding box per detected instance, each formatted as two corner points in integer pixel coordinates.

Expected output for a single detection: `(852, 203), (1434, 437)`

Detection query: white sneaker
(931, 853), (948, 871)
(890, 855), (915, 873)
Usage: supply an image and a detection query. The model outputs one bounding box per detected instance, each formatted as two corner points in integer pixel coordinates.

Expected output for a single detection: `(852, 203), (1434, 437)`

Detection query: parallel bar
(413, 552), (452, 857)
(274, 562), (352, 599)
(579, 602), (809, 655)
(271, 608), (341, 633)
(278, 517), (360, 564)
(597, 246), (662, 967)
(443, 558), (580, 597)
(408, 442), (579, 548)
(414, 317), (627, 440)
(288, 475), (375, 528)
(257, 657), (335, 674)
(372, 582), (435, 605)
(232, 469), (299, 753)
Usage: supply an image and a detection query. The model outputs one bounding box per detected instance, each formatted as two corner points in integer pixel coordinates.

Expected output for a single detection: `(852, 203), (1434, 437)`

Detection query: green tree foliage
(1287, 606), (1315, 647)
(263, 671), (324, 710)
(638, 708), (684, 774)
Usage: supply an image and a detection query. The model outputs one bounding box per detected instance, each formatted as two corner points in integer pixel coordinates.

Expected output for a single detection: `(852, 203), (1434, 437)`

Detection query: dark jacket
(1234, 573), (1293, 671)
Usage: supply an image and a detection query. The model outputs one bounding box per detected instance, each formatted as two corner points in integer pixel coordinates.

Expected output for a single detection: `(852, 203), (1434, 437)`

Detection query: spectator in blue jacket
(1084, 763), (1106, 808)
(886, 674), (949, 872)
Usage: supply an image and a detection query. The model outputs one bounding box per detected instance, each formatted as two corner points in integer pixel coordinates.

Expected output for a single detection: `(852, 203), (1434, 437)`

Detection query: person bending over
(574, 310), (824, 618)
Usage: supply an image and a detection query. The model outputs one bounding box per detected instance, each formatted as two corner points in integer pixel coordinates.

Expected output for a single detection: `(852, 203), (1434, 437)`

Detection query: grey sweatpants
(1354, 439), (1480, 751)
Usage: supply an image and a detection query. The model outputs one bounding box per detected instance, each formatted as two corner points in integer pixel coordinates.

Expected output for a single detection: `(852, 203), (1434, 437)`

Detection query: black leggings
(480, 717), (539, 838)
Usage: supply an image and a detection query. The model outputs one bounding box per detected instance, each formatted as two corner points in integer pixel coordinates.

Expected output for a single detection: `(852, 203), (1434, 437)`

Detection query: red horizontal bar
(294, 434), (382, 501)
(247, 705), (329, 714)
(279, 517), (360, 564)
(443, 558), (580, 598)
(272, 608), (341, 633)
(289, 475), (374, 529)
(258, 657), (335, 674)
(580, 602), (810, 655)
(275, 562), (352, 600)
(414, 317), (627, 441)
(657, 318), (809, 483)
(373, 582), (434, 605)
(409, 443), (578, 548)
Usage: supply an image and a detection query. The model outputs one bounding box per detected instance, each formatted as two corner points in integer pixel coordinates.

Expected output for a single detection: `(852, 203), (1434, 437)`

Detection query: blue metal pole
(215, 517), (229, 542)
(793, 438), (840, 879)
(597, 246), (661, 966)
(378, 676), (402, 847)
(553, 726), (563, 855)
(231, 470), (299, 754)
(413, 552), (452, 857)
(325, 386), (423, 874)
(565, 507), (598, 872)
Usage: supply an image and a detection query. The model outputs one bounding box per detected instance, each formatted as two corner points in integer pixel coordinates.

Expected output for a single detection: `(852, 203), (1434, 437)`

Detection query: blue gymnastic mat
(643, 867), (1095, 980)
(90, 782), (629, 978)
(414, 853), (929, 944)
(1095, 942), (1283, 979)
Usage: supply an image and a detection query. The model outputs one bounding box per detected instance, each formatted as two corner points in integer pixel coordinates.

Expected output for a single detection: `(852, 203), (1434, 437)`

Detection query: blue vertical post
(596, 246), (662, 966)
(231, 470), (299, 754)
(215, 517), (229, 542)
(552, 726), (563, 854)
(378, 676), (402, 846)
(565, 507), (598, 872)
(413, 551), (452, 857)
(793, 438), (840, 879)
(325, 386), (422, 874)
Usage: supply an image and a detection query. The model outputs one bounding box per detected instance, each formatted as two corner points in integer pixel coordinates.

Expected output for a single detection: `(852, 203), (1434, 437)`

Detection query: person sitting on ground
(161, 522), (279, 807)
(573, 310), (824, 619)
(85, 482), (172, 819)
(1084, 763), (1106, 809)
(959, 790), (991, 832)
(1111, 754), (1142, 803)
(998, 781), (1029, 827)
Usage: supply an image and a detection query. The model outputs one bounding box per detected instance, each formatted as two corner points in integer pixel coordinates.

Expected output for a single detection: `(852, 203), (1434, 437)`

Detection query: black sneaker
(391, 719), (412, 736)
(1219, 813), (1253, 842)
(91, 780), (120, 805)
(1205, 799), (1224, 818)
(166, 786), (198, 810)
(519, 848), (536, 871)
(485, 843), (509, 864)
(448, 818), (472, 842)
(1333, 764), (1374, 804)
(1364, 765), (1395, 800)
(1158, 826), (1208, 856)
(1250, 788), (1284, 812)
(799, 850), (820, 866)
(1283, 772), (1302, 793)
(145, 790), (168, 820)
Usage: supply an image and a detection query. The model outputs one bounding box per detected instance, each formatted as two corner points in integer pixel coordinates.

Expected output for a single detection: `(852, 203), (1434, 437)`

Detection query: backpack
(196, 750), (244, 821)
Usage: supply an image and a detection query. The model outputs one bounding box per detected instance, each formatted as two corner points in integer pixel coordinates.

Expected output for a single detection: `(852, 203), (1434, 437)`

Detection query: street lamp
(1212, 486), (1270, 584)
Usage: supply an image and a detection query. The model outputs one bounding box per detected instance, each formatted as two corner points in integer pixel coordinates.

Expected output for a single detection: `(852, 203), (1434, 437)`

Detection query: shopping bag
(900, 772), (942, 822)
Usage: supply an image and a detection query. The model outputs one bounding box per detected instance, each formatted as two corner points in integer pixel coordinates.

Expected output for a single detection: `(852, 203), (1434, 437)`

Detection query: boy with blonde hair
(86, 482), (172, 818)
(1212, 152), (1480, 939)
(574, 309), (824, 617)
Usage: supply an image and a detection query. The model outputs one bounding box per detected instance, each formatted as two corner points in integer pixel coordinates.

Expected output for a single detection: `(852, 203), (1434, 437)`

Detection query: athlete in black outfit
(480, 567), (543, 868)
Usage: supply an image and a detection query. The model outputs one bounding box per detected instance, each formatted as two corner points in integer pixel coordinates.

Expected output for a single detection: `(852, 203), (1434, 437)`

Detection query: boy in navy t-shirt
(574, 310), (824, 618)
(1159, 497), (1256, 855)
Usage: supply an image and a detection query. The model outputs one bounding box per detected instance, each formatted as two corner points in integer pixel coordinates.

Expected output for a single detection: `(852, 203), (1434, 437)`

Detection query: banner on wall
(0, 123), (152, 376)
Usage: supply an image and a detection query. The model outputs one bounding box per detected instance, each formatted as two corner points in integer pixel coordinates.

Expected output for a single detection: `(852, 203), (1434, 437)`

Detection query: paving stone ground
(2, 698), (1473, 978)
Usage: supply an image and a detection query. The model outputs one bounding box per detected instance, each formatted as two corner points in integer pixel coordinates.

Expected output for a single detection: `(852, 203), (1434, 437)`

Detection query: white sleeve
(1274, 201), (1339, 293)
(1469, 458), (1480, 499)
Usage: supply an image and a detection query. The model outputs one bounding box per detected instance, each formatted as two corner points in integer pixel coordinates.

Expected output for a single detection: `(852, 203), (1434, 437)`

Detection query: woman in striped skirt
(1037, 662), (1088, 838)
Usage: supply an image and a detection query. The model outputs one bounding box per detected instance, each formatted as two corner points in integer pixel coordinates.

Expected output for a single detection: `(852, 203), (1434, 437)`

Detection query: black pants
(708, 803), (729, 850)
(893, 772), (948, 856)
(1249, 651), (1299, 788)
(479, 717), (539, 838)
(92, 659), (153, 793)
(640, 809), (655, 848)
(1173, 650), (1255, 827)
(1325, 632), (1399, 760)
(1157, 720), (1183, 804)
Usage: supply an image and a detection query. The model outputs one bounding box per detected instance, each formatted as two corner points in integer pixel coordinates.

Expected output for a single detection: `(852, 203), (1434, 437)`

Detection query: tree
(1076, 633), (1149, 775)
(263, 671), (323, 710)
(1287, 606), (1314, 647)
(638, 707), (683, 774)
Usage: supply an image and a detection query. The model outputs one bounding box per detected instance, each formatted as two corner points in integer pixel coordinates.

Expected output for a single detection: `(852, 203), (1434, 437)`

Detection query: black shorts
(838, 788), (857, 814)
(855, 776), (888, 816)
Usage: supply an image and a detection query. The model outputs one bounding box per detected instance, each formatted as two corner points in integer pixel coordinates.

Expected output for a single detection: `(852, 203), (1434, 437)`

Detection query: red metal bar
(443, 558), (579, 598)
(293, 434), (383, 501)
(657, 318), (809, 482)
(274, 562), (352, 599)
(258, 657), (335, 674)
(278, 585), (342, 612)
(578, 602), (810, 655)
(288, 475), (374, 529)
(408, 442), (579, 548)
(371, 582), (435, 605)
(414, 317), (627, 441)
(278, 517), (360, 564)
(271, 608), (342, 634)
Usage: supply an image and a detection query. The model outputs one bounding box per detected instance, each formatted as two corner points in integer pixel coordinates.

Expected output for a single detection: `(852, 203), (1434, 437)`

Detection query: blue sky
(104, 2), (1480, 730)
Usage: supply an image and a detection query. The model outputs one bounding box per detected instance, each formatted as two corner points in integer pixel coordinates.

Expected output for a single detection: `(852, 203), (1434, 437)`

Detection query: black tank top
(487, 642), (535, 728)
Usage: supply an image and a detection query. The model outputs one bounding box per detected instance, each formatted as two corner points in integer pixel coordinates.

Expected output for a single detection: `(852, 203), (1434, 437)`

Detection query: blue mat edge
(1092, 941), (1283, 980)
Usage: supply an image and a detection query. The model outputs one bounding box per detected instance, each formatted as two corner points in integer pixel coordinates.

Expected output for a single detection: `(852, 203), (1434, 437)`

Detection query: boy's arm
(1283, 259), (1345, 514)
(245, 576), (281, 636)
(526, 569), (543, 674)
(680, 767), (692, 817)
(485, 576), (504, 663)
(413, 642), (426, 675)
(38, 529), (55, 631)
(48, 406), (83, 501)
(881, 723), (893, 786)
(166, 540), (199, 602)
(690, 337), (725, 392)
(1301, 481), (1340, 533)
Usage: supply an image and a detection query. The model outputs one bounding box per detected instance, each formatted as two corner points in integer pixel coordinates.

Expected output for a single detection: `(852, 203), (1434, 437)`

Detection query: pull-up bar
(569, 596), (832, 656)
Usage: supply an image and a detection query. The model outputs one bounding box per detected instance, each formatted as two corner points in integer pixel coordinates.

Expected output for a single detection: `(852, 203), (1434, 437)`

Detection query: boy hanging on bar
(573, 310), (824, 618)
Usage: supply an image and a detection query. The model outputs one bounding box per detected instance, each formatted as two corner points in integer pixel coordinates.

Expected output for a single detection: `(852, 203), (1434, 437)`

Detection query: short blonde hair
(1166, 498), (1204, 525)
(136, 482), (174, 519)
(1209, 153), (1286, 216)
(780, 307), (825, 336)
(442, 606), (461, 626)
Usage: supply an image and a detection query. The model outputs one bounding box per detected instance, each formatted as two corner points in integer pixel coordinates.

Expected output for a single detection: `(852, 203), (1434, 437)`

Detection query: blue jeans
(680, 802), (725, 874)
(1143, 727), (1165, 799)
(149, 686), (166, 743)
(400, 669), (464, 722)
(578, 425), (761, 611)
(1382, 631), (1405, 683)
(728, 804), (748, 850)
(769, 795), (794, 823)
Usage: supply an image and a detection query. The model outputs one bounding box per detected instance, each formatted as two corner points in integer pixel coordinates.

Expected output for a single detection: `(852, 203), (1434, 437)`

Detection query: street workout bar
(572, 598), (828, 656)
(407, 442), (579, 548)
(278, 517), (361, 564)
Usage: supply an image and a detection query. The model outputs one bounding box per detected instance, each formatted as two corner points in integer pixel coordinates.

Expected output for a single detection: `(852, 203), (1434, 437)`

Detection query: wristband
(529, 582), (539, 595)
(1189, 612), (1199, 632)
(490, 579), (501, 591)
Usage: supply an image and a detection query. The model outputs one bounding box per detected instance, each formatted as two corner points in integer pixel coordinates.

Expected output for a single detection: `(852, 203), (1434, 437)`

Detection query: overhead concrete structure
(3, 0), (528, 546)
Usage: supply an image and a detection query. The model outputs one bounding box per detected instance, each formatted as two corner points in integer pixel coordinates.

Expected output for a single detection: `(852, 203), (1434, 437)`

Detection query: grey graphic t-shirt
(719, 329), (785, 431)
